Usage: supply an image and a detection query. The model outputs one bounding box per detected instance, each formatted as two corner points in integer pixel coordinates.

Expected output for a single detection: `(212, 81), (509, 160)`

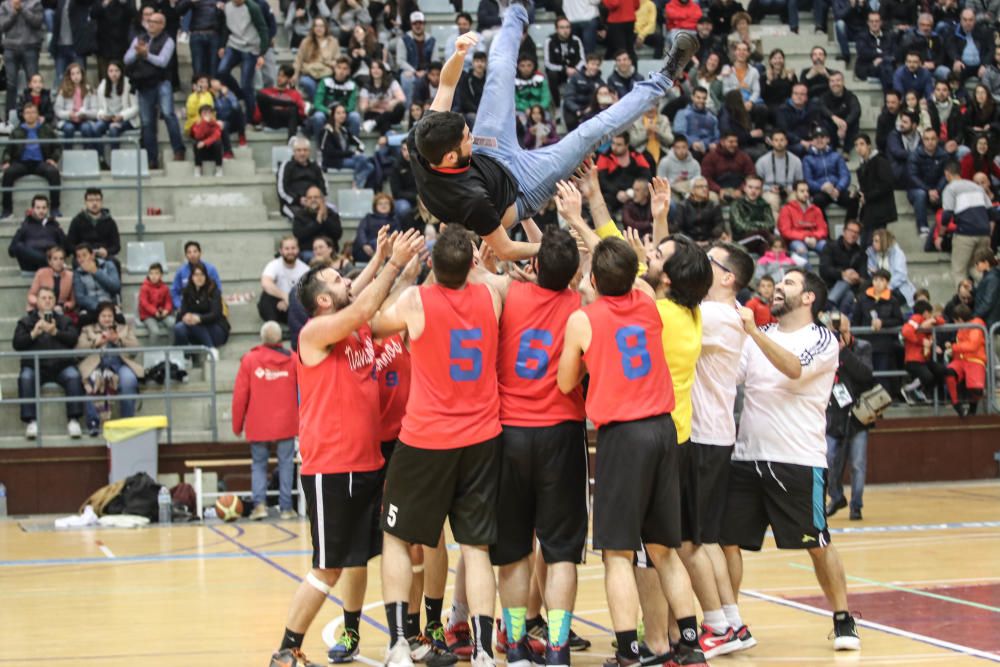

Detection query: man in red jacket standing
(232, 320), (300, 521)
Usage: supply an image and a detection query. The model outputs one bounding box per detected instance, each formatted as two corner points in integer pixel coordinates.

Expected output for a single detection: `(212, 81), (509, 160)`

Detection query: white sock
(903, 379), (921, 391)
(723, 604), (743, 629)
(448, 601), (469, 629)
(703, 609), (729, 632)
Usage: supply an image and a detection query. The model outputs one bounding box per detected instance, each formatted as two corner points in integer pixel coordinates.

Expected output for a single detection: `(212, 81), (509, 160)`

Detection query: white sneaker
(208, 348), (219, 363)
(279, 509), (297, 520)
(249, 504), (269, 521)
(385, 638), (414, 667)
(178, 31), (189, 43)
(362, 119), (377, 134)
(67, 419), (82, 438)
(193, 166), (202, 178)
(214, 166), (223, 177)
(25, 421), (38, 439)
(471, 651), (496, 667)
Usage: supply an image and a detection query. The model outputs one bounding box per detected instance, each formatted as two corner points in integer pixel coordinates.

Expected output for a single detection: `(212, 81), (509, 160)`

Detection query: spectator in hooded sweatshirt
(700, 131), (755, 200)
(778, 180), (829, 261)
(657, 135), (703, 198)
(939, 160), (993, 286)
(674, 87), (720, 158)
(232, 320), (299, 521)
(8, 195), (66, 272)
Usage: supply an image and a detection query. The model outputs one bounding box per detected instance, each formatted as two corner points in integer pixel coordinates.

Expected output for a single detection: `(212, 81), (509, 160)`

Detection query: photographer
(76, 301), (143, 436)
(824, 312), (874, 521)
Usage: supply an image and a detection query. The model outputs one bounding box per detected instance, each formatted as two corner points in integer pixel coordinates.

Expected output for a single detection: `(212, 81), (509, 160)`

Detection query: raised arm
(431, 33), (479, 112)
(351, 225), (397, 296)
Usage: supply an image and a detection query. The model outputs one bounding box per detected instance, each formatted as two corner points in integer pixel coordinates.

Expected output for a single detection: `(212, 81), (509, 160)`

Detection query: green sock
(548, 609), (572, 647)
(503, 607), (528, 643)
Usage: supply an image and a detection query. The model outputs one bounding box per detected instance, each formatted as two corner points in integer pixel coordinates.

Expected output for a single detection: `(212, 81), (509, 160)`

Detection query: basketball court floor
(2, 480), (998, 665)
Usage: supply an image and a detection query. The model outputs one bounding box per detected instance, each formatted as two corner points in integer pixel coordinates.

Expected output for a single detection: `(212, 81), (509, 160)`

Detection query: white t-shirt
(735, 322), (839, 468)
(690, 300), (746, 446)
(263, 258), (309, 295)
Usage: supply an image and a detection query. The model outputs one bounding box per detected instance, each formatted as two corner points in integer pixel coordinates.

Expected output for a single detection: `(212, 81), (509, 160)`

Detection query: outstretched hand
(573, 157), (599, 199)
(650, 177), (672, 221)
(454, 33), (479, 57)
(555, 180), (584, 221)
(623, 227), (645, 264)
(390, 229), (423, 267)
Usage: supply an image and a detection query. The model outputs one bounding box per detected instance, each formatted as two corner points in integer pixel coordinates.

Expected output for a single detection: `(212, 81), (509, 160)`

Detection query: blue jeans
(329, 154), (375, 188)
(18, 364), (84, 422)
(834, 20), (855, 57)
(906, 188), (930, 233)
(756, 0), (799, 30)
(826, 279), (857, 315)
(251, 438), (295, 510)
(5, 47), (39, 118)
(189, 31), (220, 78)
(571, 17), (600, 55)
(826, 430), (867, 511)
(299, 74), (319, 102)
(813, 0), (829, 29)
(473, 4), (671, 217)
(218, 47), (258, 116)
(173, 321), (228, 347)
(789, 238), (827, 264)
(62, 120), (101, 152)
(85, 364), (139, 423)
(137, 80), (185, 165)
(52, 44), (85, 83)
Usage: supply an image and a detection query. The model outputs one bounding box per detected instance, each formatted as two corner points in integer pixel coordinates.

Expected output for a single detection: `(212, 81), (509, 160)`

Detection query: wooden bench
(184, 457), (304, 519)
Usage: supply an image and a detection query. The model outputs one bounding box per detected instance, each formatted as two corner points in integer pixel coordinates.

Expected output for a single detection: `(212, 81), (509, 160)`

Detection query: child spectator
(757, 236), (806, 281)
(185, 74), (215, 137)
(139, 262), (174, 340)
(16, 73), (55, 125)
(190, 105), (224, 177)
(945, 304), (987, 417)
(53, 63), (99, 153)
(901, 299), (947, 404)
(745, 275), (779, 326)
(514, 55), (552, 116)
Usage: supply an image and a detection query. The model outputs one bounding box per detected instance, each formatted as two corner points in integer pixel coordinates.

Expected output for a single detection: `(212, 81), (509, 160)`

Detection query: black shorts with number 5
(381, 437), (501, 547)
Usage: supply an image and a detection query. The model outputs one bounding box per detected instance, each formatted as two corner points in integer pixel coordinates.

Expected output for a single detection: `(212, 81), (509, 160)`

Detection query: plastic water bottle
(0, 483), (7, 518)
(157, 486), (172, 524)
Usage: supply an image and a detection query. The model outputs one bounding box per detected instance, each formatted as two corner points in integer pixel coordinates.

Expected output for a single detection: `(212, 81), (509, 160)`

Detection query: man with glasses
(124, 12), (186, 169)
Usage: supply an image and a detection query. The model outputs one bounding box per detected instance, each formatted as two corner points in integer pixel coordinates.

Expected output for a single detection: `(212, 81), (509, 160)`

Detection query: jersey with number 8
(399, 283), (502, 449)
(581, 291), (674, 428)
(498, 282), (585, 427)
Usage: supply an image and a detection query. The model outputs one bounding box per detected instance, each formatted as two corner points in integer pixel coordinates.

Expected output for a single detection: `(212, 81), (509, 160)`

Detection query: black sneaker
(0, 209), (13, 220)
(672, 644), (708, 666)
(567, 630), (590, 652)
(662, 31), (699, 82)
(832, 611), (861, 650)
(507, 636), (544, 667)
(953, 402), (970, 418)
(269, 647), (323, 666)
(849, 508), (863, 521)
(603, 653), (639, 667)
(545, 642), (570, 667)
(825, 497), (847, 517)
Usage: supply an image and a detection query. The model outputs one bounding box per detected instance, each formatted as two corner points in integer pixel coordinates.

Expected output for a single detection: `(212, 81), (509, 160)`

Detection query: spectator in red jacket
(232, 321), (299, 520)
(900, 300), (947, 404)
(944, 304), (987, 417)
(603, 0), (640, 61)
(190, 105), (224, 177)
(699, 132), (756, 200)
(778, 180), (829, 261)
(138, 263), (174, 341)
(665, 0), (704, 33)
(254, 65), (307, 138)
(745, 274), (779, 326)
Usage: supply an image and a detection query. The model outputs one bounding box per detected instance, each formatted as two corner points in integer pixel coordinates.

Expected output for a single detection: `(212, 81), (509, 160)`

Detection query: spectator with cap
(803, 127), (853, 214)
(1, 102), (62, 220)
(8, 195), (65, 272)
(232, 320), (299, 521)
(396, 11), (435, 103)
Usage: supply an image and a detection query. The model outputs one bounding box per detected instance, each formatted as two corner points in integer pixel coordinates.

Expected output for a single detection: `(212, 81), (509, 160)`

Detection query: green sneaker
(328, 628), (360, 663)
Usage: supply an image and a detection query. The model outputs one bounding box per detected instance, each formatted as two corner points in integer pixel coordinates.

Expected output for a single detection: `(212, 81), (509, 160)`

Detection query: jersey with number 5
(582, 291), (675, 428)
(399, 283), (502, 449)
(498, 281), (585, 427)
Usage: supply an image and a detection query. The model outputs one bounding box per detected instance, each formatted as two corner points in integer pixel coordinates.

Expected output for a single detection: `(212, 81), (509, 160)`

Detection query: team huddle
(268, 4), (861, 667)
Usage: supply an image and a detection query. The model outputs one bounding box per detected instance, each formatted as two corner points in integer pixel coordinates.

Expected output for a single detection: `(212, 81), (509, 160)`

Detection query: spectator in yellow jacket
(184, 74), (216, 136)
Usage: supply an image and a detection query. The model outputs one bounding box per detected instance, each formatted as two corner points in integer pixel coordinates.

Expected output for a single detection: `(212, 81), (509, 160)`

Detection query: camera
(43, 312), (54, 323)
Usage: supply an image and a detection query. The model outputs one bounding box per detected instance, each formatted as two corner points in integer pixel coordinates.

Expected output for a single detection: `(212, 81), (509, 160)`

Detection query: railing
(991, 322), (1000, 414)
(851, 321), (994, 415)
(0, 346), (217, 446)
(1, 136), (146, 239)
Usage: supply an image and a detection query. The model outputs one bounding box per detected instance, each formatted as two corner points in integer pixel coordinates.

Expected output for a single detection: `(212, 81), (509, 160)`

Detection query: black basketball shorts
(301, 470), (383, 569)
(679, 441), (735, 545)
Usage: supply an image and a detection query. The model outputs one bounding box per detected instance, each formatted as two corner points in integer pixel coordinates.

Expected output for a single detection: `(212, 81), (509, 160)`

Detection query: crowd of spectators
(3, 0), (1000, 434)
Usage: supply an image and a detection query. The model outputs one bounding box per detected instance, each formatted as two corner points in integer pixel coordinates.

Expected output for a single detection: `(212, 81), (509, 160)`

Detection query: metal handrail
(2, 135), (145, 239)
(990, 321), (1000, 414)
(851, 322), (993, 415)
(0, 345), (218, 446)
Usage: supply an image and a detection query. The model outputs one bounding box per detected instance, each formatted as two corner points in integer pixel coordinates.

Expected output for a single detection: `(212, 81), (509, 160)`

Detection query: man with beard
(722, 268), (862, 653)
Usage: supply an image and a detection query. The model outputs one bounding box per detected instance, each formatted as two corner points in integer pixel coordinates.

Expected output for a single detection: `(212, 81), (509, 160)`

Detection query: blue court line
(207, 525), (390, 634)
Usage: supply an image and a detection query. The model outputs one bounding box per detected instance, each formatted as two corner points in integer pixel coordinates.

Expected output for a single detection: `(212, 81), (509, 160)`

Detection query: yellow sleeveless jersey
(655, 298), (702, 443)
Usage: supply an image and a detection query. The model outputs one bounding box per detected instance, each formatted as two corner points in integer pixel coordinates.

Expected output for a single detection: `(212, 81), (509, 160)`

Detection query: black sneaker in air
(832, 611), (861, 651)
(662, 32), (699, 82)
(567, 630), (590, 652)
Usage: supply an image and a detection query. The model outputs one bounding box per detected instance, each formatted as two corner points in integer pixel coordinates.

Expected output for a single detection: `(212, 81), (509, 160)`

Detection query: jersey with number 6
(498, 281), (585, 427)
(398, 283), (502, 449)
(581, 290), (674, 428)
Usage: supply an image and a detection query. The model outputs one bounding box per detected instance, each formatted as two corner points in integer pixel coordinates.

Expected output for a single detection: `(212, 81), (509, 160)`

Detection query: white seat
(430, 24), (458, 54)
(126, 241), (167, 275)
(421, 0), (454, 13)
(636, 59), (660, 78)
(272, 146), (293, 174)
(462, 0), (477, 11)
(600, 60), (615, 80)
(528, 23), (550, 47)
(337, 187), (374, 219)
(110, 149), (149, 178)
(61, 150), (101, 179)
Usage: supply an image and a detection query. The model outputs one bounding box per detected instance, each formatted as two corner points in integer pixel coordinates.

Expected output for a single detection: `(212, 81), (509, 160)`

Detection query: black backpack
(102, 472), (161, 521)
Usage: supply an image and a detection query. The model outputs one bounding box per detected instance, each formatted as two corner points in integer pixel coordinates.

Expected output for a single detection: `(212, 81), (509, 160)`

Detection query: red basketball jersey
(296, 325), (383, 475)
(498, 281), (585, 427)
(582, 291), (675, 428)
(399, 283), (502, 449)
(374, 334), (411, 442)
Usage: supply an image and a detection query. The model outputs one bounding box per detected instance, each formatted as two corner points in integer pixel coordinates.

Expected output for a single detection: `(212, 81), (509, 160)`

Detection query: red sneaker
(697, 624), (739, 659)
(238, 134), (247, 146)
(445, 621), (473, 661)
(733, 625), (757, 651)
(496, 625), (508, 654)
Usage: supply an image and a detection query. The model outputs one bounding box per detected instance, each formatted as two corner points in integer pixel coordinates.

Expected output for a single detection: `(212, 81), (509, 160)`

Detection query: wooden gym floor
(1, 480), (998, 666)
